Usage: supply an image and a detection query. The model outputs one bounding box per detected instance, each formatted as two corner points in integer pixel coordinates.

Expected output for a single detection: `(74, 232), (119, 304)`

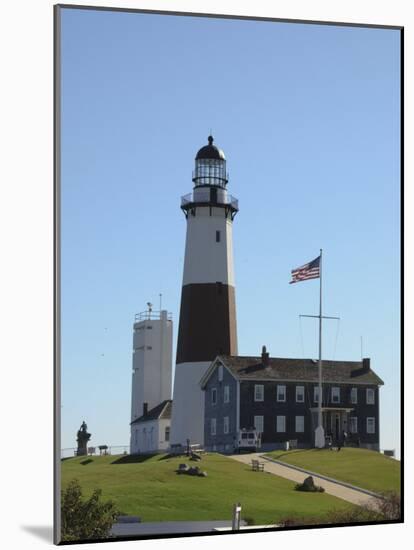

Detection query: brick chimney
(143, 402), (148, 416)
(261, 345), (269, 367)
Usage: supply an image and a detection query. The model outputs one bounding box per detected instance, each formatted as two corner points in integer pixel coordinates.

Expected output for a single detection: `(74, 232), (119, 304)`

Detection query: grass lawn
(61, 453), (355, 524)
(264, 448), (400, 494)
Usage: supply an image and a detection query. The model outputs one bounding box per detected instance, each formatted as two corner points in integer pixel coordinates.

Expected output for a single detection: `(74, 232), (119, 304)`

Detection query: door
(331, 413), (340, 441)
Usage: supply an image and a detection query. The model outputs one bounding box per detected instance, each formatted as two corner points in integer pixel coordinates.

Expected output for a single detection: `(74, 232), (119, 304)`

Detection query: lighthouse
(170, 136), (239, 446)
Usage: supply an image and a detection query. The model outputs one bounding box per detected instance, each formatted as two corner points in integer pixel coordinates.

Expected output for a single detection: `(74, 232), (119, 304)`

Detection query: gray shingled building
(200, 348), (383, 453)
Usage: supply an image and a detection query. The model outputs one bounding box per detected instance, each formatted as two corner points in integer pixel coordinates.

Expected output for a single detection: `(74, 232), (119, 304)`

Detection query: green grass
(61, 453), (355, 524)
(264, 448), (400, 494)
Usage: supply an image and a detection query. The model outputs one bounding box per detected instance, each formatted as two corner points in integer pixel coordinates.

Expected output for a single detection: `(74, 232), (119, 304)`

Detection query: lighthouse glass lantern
(192, 135), (228, 188)
(182, 135), (238, 218)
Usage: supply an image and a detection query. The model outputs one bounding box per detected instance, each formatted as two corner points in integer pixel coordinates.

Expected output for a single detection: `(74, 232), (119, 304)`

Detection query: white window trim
(277, 385), (286, 402)
(350, 417), (358, 434)
(331, 387), (340, 404)
(211, 387), (217, 405)
(211, 418), (216, 435)
(366, 417), (375, 434)
(366, 388), (375, 405)
(296, 386), (305, 403)
(295, 415), (305, 433)
(254, 384), (264, 402)
(351, 387), (358, 404)
(276, 415), (286, 433)
(254, 415), (264, 433)
(314, 386), (320, 404)
(224, 385), (230, 403)
(223, 416), (229, 434)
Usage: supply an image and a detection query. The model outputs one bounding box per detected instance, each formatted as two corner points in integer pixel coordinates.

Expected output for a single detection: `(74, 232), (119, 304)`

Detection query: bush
(278, 492), (401, 527)
(61, 479), (120, 542)
(374, 491), (401, 520)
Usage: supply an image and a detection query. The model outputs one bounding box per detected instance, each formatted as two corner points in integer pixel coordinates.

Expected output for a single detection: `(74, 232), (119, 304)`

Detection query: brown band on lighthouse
(176, 283), (238, 364)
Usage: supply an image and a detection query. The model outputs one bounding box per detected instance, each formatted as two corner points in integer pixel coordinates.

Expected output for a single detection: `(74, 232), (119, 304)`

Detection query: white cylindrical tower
(170, 136), (238, 446)
(130, 307), (173, 452)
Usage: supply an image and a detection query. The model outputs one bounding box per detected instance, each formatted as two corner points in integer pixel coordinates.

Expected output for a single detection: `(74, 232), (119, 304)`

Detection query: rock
(198, 471), (208, 477)
(187, 466), (200, 476)
(303, 476), (315, 489)
(191, 452), (202, 461)
(177, 463), (189, 474)
(295, 475), (324, 492)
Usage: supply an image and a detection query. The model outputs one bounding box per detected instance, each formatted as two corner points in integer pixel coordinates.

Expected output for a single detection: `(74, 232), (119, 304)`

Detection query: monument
(76, 421), (91, 456)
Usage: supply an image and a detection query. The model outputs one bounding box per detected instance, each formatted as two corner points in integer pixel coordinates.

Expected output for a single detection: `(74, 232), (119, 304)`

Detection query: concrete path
(229, 453), (380, 508)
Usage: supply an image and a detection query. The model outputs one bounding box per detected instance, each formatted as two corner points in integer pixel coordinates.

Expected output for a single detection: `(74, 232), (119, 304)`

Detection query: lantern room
(192, 135), (228, 188)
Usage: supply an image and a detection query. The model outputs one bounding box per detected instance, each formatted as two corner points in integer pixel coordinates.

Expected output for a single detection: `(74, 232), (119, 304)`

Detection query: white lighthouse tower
(170, 136), (239, 446)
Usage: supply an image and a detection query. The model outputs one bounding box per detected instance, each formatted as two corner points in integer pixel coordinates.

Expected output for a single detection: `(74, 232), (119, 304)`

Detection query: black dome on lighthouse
(195, 135), (226, 160)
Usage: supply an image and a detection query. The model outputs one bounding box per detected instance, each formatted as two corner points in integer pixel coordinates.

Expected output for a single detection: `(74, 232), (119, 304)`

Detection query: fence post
(232, 503), (242, 531)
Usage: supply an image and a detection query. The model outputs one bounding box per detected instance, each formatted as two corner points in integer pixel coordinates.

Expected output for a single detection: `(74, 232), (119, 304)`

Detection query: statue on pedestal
(76, 420), (91, 456)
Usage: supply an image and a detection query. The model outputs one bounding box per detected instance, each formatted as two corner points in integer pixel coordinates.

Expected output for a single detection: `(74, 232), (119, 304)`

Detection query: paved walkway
(229, 453), (380, 507)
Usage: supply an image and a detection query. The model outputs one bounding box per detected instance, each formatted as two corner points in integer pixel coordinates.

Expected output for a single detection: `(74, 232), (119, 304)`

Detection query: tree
(61, 479), (119, 542)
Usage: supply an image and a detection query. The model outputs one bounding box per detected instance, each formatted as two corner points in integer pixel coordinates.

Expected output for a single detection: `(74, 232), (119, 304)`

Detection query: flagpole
(318, 249), (323, 433)
(314, 248), (325, 448)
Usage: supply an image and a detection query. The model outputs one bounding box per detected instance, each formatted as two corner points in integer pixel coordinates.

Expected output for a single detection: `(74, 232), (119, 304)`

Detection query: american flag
(290, 255), (321, 284)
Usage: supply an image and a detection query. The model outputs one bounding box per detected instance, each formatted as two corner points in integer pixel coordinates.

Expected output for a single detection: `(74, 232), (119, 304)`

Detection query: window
(211, 418), (216, 435)
(146, 325), (153, 330)
(366, 388), (375, 404)
(277, 385), (286, 402)
(211, 387), (217, 405)
(224, 385), (230, 403)
(276, 416), (286, 433)
(254, 415), (264, 433)
(366, 417), (375, 434)
(165, 426), (170, 442)
(223, 416), (229, 434)
(350, 387), (358, 404)
(254, 384), (264, 402)
(314, 386), (320, 404)
(216, 230), (221, 242)
(349, 417), (358, 434)
(146, 346), (152, 350)
(331, 387), (340, 404)
(218, 364), (223, 381)
(295, 416), (305, 433)
(296, 386), (305, 403)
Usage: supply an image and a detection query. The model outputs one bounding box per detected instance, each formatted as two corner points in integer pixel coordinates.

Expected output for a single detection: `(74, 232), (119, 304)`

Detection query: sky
(60, 8), (401, 456)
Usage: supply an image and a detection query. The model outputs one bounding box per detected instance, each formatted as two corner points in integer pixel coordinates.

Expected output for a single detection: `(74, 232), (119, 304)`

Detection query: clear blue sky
(60, 8), (400, 456)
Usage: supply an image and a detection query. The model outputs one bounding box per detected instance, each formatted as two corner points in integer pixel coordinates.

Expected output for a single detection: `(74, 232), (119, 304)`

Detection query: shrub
(61, 479), (120, 542)
(278, 492), (401, 527)
(373, 491), (401, 520)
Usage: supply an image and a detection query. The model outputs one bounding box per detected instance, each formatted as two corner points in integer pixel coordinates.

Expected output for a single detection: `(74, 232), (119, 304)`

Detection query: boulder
(177, 463), (190, 474)
(303, 476), (316, 490)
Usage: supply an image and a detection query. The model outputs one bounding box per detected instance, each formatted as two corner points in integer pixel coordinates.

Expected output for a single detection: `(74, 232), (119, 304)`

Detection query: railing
(135, 310), (172, 322)
(61, 445), (130, 459)
(181, 192), (239, 211)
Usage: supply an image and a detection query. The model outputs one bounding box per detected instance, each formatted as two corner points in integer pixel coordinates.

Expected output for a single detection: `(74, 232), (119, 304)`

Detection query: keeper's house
(200, 347), (383, 453)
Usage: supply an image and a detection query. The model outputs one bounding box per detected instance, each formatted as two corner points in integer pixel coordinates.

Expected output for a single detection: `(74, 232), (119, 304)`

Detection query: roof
(201, 356), (384, 387)
(195, 135), (226, 161)
(130, 400), (172, 425)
